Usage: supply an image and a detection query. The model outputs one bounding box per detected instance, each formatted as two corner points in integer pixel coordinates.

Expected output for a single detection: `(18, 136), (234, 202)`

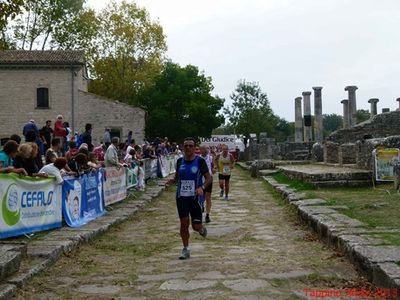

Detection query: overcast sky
(87, 0), (400, 122)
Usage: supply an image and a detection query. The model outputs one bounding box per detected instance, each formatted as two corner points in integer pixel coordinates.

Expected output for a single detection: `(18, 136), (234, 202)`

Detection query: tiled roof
(0, 50), (85, 65)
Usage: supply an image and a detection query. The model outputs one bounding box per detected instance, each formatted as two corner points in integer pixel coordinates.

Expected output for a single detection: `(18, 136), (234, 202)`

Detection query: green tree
(225, 80), (275, 137)
(88, 0), (167, 105)
(0, 0), (25, 30)
(271, 116), (294, 142)
(137, 62), (224, 142)
(323, 113), (343, 137)
(0, 0), (25, 49)
(9, 0), (88, 50)
(356, 109), (370, 123)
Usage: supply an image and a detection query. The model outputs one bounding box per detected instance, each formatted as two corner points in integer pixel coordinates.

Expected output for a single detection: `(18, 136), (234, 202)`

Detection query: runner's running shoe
(219, 189), (224, 197)
(199, 227), (207, 238)
(205, 215), (211, 223)
(179, 247), (190, 260)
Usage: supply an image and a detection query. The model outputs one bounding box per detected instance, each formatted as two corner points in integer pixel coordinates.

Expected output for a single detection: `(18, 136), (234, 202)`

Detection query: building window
(36, 87), (49, 108)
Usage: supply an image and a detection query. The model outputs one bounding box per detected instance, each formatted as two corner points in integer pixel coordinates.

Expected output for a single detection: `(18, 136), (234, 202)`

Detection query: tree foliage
(6, 0), (91, 50)
(323, 113), (343, 137)
(356, 109), (370, 123)
(225, 80), (274, 137)
(88, 0), (167, 105)
(137, 62), (224, 142)
(1, 0), (166, 105)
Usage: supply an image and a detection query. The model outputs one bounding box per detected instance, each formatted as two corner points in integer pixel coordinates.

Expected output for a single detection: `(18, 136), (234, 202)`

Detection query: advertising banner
(104, 167), (127, 206)
(0, 174), (62, 239)
(144, 158), (158, 180)
(62, 169), (105, 227)
(126, 166), (139, 189)
(375, 148), (400, 181)
(200, 135), (245, 151)
(159, 156), (168, 177)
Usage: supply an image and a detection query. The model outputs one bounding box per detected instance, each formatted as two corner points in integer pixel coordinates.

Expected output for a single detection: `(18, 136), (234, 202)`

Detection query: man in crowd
(81, 123), (93, 151)
(103, 128), (111, 148)
(199, 145), (215, 223)
(104, 137), (124, 168)
(215, 144), (235, 200)
(167, 137), (212, 260)
(45, 137), (61, 164)
(40, 120), (53, 151)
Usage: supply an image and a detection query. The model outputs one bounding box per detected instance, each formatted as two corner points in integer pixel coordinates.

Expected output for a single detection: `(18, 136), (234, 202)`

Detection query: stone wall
(77, 91), (145, 145)
(339, 143), (357, 165)
(0, 68), (75, 138)
(327, 111), (400, 144)
(324, 141), (340, 164)
(356, 136), (400, 169)
(278, 142), (313, 160)
(0, 67), (145, 145)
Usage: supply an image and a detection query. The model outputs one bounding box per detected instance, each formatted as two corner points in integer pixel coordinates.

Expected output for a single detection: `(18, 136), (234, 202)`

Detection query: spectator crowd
(0, 115), (182, 190)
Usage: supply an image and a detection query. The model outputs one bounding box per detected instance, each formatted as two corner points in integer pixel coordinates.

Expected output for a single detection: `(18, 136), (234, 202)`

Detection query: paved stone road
(15, 168), (363, 299)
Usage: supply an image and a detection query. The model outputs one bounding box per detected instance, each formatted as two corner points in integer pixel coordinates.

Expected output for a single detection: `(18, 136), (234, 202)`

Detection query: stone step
(280, 169), (372, 182)
(310, 180), (372, 188)
(0, 243), (27, 281)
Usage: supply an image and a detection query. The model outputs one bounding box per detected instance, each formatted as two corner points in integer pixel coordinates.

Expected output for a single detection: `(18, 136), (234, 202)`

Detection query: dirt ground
(15, 168), (366, 299)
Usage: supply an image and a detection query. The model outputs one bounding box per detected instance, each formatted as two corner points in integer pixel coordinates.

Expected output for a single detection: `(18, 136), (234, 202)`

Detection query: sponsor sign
(200, 135), (245, 151)
(104, 167), (127, 205)
(62, 169), (105, 227)
(0, 174), (61, 238)
(374, 148), (400, 181)
(126, 166), (139, 189)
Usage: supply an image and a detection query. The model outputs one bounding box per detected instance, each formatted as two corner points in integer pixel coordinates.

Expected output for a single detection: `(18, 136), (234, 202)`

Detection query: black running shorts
(218, 174), (231, 181)
(176, 197), (203, 224)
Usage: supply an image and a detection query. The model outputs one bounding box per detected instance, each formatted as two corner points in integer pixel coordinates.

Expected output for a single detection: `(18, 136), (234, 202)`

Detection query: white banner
(104, 167), (127, 206)
(200, 135), (245, 151)
(0, 173), (62, 239)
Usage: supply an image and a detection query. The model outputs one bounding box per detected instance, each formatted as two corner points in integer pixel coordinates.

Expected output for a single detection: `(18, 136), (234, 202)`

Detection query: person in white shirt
(39, 157), (68, 184)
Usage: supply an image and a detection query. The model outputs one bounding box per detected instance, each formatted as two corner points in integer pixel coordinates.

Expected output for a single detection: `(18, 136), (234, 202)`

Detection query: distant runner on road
(216, 144), (235, 200)
(199, 145), (216, 223)
(167, 137), (212, 260)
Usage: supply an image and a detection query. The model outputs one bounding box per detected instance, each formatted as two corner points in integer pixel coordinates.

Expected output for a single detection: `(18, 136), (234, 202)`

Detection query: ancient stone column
(397, 98), (400, 110)
(368, 98), (379, 117)
(341, 99), (349, 129)
(344, 86), (358, 127)
(302, 91), (312, 142)
(313, 87), (323, 142)
(294, 97), (303, 142)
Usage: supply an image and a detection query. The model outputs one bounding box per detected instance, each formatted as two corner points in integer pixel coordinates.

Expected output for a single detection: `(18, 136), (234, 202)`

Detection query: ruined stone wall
(356, 136), (400, 169)
(327, 111), (400, 144)
(324, 141), (340, 164)
(339, 143), (357, 165)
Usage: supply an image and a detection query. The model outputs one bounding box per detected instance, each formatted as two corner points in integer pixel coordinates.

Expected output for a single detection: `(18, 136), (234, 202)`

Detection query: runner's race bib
(223, 166), (231, 174)
(180, 180), (195, 197)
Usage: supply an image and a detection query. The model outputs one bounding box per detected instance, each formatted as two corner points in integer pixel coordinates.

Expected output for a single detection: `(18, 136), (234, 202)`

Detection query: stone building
(0, 50), (145, 145)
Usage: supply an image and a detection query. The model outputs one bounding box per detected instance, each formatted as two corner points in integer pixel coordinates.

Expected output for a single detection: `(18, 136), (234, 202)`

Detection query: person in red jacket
(53, 115), (67, 152)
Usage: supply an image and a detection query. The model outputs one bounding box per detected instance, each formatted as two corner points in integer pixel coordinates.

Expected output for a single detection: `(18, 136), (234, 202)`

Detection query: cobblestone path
(15, 168), (363, 299)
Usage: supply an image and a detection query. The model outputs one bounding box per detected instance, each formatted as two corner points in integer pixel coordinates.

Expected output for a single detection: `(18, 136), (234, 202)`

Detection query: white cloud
(87, 0), (400, 121)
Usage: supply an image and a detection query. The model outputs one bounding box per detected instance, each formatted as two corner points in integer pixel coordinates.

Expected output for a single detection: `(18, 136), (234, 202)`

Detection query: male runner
(216, 144), (235, 200)
(199, 145), (215, 223)
(168, 137), (212, 260)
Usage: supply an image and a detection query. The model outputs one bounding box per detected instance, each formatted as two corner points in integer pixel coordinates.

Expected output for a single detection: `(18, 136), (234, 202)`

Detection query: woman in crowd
(13, 143), (47, 177)
(117, 142), (126, 162)
(0, 140), (27, 175)
(124, 148), (138, 168)
(68, 153), (90, 175)
(87, 152), (102, 169)
(65, 141), (79, 162)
